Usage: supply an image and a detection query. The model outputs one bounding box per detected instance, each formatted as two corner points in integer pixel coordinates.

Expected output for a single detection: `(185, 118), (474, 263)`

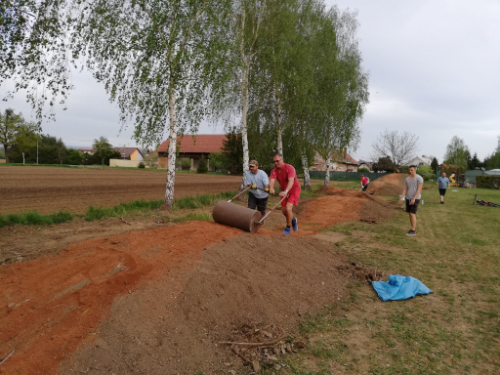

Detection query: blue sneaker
(292, 217), (298, 231)
(282, 226), (291, 235)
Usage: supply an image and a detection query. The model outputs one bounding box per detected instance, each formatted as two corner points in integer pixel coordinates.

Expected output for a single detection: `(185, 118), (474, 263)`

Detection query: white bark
(164, 92), (178, 210)
(324, 149), (331, 186)
(302, 154), (311, 191)
(276, 92), (283, 156)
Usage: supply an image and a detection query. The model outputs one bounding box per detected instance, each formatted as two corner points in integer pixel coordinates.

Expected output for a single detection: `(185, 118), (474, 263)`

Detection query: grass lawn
(279, 187), (500, 375)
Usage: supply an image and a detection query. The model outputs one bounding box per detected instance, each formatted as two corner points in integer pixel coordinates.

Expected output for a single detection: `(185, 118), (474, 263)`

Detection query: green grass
(0, 211), (76, 227)
(279, 187), (500, 374)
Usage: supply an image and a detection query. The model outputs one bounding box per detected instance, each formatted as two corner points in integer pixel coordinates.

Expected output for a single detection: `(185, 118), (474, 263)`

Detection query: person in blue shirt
(245, 160), (270, 216)
(436, 172), (450, 204)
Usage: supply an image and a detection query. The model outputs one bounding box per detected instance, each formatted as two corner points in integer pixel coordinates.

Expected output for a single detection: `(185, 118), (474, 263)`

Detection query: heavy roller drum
(212, 186), (288, 233)
(212, 201), (263, 233)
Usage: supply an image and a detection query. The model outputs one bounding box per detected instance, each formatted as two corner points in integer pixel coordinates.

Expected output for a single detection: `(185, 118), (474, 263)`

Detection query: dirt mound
(316, 186), (396, 224)
(366, 173), (406, 196)
(0, 222), (241, 375)
(58, 234), (358, 375)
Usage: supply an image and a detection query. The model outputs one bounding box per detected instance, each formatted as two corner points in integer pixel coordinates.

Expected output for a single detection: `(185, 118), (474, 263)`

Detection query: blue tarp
(372, 275), (432, 301)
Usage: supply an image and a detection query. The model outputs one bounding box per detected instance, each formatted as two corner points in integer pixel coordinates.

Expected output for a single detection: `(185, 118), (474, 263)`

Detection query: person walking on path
(398, 165), (424, 236)
(269, 154), (301, 235)
(436, 172), (450, 204)
(245, 160), (270, 216)
(360, 174), (369, 191)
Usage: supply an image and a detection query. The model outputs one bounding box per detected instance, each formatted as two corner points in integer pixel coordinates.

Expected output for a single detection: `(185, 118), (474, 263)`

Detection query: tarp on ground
(372, 274), (432, 301)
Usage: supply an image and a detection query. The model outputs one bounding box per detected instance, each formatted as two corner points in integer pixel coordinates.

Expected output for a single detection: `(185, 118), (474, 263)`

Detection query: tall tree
(92, 137), (114, 166)
(431, 157), (439, 173)
(443, 136), (469, 170)
(228, 0), (267, 189)
(311, 6), (368, 186)
(1, 1), (75, 123)
(73, 0), (231, 210)
(371, 130), (419, 167)
(0, 108), (30, 162)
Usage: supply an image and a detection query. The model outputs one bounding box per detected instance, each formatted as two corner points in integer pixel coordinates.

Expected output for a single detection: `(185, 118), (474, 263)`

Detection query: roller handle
(258, 195), (288, 224)
(228, 185), (251, 203)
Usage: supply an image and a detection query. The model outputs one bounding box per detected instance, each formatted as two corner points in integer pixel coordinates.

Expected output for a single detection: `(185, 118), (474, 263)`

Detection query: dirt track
(0, 167), (243, 214)
(0, 185), (397, 375)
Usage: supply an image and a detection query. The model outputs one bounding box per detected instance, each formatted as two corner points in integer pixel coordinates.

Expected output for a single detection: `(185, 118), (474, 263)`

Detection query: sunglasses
(273, 159), (281, 163)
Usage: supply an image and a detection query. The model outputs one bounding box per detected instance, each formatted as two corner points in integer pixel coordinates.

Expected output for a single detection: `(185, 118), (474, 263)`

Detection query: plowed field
(0, 167), (242, 214)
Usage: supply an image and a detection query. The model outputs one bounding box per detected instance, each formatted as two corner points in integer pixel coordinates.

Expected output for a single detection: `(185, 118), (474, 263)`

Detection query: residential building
(113, 147), (144, 161)
(407, 155), (432, 166)
(157, 134), (227, 169)
(309, 151), (359, 172)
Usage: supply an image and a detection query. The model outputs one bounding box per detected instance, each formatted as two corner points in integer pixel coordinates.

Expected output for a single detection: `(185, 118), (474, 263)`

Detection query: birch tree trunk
(324, 149), (331, 186)
(301, 154), (311, 191)
(164, 91), (178, 210)
(276, 91), (283, 156)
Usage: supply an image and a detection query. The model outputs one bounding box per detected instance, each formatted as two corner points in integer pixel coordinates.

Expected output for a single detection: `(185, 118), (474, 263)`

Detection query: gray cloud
(1, 0), (499, 162)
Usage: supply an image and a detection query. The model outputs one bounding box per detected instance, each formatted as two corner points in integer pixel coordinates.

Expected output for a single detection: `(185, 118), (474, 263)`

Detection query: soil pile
(316, 186), (396, 224)
(366, 173), (407, 196)
(0, 222), (241, 375)
(58, 234), (359, 375)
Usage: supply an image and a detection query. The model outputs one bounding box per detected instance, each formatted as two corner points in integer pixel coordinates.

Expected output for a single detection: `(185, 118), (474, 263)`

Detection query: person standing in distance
(246, 160), (270, 216)
(398, 165), (424, 236)
(269, 154), (301, 235)
(436, 172), (450, 204)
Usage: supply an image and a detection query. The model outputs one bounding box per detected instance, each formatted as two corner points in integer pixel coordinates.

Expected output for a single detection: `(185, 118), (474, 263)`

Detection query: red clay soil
(0, 222), (241, 375)
(0, 188), (391, 375)
(366, 173), (407, 196)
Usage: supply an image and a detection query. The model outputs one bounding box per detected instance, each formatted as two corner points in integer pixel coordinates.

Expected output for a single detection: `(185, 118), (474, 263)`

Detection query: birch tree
(311, 6), (368, 186)
(73, 0), (231, 210)
(1, 0), (75, 123)
(228, 0), (267, 189)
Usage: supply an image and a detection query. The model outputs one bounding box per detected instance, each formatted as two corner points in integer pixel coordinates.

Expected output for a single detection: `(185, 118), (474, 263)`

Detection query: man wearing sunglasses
(246, 160), (270, 216)
(269, 154), (301, 235)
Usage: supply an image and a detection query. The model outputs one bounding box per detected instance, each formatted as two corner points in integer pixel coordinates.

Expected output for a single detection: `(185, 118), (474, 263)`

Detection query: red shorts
(281, 188), (300, 207)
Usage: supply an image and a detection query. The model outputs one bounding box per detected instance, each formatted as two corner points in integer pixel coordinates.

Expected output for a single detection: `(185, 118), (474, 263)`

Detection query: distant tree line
(0, 108), (119, 165)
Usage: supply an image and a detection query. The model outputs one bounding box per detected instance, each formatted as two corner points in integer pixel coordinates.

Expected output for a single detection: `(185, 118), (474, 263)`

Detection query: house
(357, 160), (373, 172)
(157, 134), (227, 169)
(309, 151), (359, 172)
(78, 148), (95, 155)
(113, 147), (144, 161)
(407, 155), (432, 166)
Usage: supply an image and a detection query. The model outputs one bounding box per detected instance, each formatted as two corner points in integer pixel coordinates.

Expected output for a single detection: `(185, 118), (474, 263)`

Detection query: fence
(109, 159), (142, 168)
(309, 171), (388, 181)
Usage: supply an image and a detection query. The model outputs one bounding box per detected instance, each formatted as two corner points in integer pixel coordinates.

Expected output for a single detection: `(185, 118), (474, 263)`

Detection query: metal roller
(212, 201), (263, 233)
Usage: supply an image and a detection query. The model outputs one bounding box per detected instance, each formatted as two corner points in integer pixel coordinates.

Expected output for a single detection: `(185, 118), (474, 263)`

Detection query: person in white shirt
(245, 160), (270, 216)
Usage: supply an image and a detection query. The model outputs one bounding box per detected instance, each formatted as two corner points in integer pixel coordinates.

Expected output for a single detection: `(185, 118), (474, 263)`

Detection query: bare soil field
(0, 167), (326, 215)
(0, 187), (396, 375)
(0, 167), (243, 214)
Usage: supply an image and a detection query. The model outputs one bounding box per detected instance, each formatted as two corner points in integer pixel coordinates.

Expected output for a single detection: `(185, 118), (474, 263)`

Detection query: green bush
(138, 161), (146, 168)
(197, 156), (208, 173)
(399, 166), (409, 174)
(175, 158), (191, 170)
(476, 175), (500, 189)
(358, 167), (370, 173)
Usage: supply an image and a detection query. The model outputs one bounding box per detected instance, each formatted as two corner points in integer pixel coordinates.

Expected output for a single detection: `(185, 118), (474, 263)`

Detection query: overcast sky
(1, 0), (499, 162)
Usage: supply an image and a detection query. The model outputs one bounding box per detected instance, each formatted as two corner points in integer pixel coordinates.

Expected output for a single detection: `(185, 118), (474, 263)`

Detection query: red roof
(342, 153), (358, 165)
(158, 134), (227, 154)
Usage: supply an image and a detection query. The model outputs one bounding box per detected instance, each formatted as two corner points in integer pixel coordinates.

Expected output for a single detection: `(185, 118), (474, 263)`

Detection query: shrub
(399, 166), (409, 174)
(176, 158), (191, 170)
(138, 161), (146, 168)
(197, 156), (208, 173)
(476, 175), (500, 189)
(358, 167), (371, 173)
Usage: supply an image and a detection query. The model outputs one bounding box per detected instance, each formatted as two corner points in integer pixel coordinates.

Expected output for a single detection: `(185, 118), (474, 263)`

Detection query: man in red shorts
(269, 154), (301, 235)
